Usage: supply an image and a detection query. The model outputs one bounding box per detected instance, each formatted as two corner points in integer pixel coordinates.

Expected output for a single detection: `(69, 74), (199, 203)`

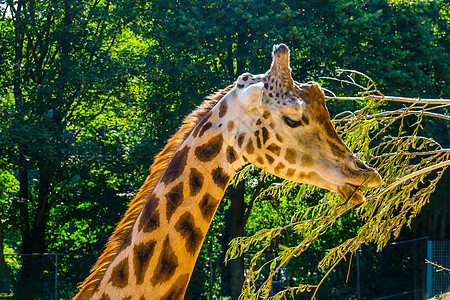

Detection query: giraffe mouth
(339, 171), (382, 204)
(338, 183), (365, 204)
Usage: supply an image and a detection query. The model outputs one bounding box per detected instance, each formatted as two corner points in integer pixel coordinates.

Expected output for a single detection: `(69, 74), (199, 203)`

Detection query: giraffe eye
(283, 116), (303, 128)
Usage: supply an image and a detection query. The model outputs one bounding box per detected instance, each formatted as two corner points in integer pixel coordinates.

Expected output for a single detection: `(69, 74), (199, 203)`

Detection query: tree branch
(368, 160), (450, 200)
(242, 180), (265, 228)
(326, 95), (450, 105)
(368, 109), (450, 122)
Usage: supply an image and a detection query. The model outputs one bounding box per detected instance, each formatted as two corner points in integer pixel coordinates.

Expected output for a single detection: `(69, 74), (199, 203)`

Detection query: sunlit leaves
(226, 71), (449, 299)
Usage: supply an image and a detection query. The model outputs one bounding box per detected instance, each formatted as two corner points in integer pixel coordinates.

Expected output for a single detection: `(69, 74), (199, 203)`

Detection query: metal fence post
(426, 240), (432, 298)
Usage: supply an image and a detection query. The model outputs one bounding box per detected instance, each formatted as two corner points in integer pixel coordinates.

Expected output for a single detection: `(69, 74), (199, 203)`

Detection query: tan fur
(73, 84), (234, 300)
(73, 45), (383, 300)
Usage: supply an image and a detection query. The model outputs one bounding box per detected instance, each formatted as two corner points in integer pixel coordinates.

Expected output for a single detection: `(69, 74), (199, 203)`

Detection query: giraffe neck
(75, 44), (384, 299)
(89, 93), (244, 299)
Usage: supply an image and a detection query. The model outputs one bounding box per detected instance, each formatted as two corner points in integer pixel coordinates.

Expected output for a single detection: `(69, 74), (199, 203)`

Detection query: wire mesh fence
(236, 237), (430, 300)
(0, 253), (98, 299)
(0, 238), (447, 299)
(356, 237), (428, 300)
(427, 240), (450, 298)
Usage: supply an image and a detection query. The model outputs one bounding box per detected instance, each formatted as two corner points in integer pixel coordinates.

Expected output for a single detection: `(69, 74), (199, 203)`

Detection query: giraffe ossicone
(74, 44), (382, 300)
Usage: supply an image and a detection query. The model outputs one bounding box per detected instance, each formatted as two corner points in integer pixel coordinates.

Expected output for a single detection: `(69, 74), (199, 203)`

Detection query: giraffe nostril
(355, 159), (368, 170)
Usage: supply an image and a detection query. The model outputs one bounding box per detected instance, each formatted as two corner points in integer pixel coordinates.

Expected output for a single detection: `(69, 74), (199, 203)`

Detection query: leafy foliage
(226, 71), (449, 299)
(0, 0), (449, 298)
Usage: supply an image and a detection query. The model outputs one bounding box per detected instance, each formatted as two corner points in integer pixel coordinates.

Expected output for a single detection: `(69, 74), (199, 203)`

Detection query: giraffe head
(229, 44), (382, 204)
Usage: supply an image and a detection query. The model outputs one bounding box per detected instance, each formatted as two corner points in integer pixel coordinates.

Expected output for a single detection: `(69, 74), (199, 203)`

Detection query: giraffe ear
(240, 82), (264, 112)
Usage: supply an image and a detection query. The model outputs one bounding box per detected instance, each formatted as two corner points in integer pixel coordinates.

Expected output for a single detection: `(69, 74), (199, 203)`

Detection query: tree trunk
(226, 44), (234, 79)
(228, 180), (246, 300)
(0, 216), (15, 290)
(235, 32), (247, 77)
(15, 164), (52, 300)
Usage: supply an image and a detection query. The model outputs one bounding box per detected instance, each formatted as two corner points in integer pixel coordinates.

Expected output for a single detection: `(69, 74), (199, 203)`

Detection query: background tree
(138, 0), (448, 297)
(0, 0), (149, 298)
(0, 0), (448, 298)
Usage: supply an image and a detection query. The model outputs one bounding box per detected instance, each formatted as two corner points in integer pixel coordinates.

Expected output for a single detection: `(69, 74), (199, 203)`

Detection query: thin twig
(312, 255), (345, 299)
(337, 69), (382, 96)
(367, 160), (450, 200)
(326, 95), (450, 105)
(369, 110), (450, 122)
(372, 149), (449, 159)
(426, 260), (450, 273)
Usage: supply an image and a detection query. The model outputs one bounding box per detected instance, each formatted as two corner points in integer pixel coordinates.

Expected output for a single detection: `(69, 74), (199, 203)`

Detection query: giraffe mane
(74, 83), (235, 299)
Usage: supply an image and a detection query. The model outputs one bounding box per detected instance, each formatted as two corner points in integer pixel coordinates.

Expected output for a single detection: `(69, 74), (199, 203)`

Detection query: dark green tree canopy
(0, 0), (448, 298)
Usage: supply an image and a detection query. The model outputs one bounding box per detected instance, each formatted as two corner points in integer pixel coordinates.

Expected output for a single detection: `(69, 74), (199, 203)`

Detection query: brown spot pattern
(195, 134), (224, 162)
(161, 146), (190, 184)
(262, 127), (270, 144)
(276, 133), (284, 143)
(255, 131), (262, 149)
(160, 274), (190, 300)
(237, 133), (246, 148)
(298, 172), (307, 180)
(175, 212), (203, 255)
(122, 297), (132, 300)
(286, 168), (296, 177)
(263, 110), (271, 119)
(219, 101), (228, 118)
(138, 194), (160, 233)
(192, 111), (212, 138)
(274, 162), (286, 173)
(285, 148), (297, 164)
(267, 143), (281, 156)
(165, 182), (184, 221)
(265, 154), (275, 164)
(189, 168), (204, 197)
(150, 236), (178, 285)
(198, 193), (219, 222)
(245, 139), (255, 154)
(134, 240), (157, 285)
(227, 120), (235, 132)
(226, 146), (238, 164)
(256, 156), (264, 165)
(100, 293), (111, 300)
(211, 167), (230, 189)
(301, 154), (313, 167)
(198, 121), (212, 137)
(121, 232), (132, 250)
(109, 258), (129, 289)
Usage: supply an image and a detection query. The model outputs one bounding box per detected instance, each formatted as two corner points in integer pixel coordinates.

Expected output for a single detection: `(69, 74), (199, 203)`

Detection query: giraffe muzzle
(341, 167), (382, 204)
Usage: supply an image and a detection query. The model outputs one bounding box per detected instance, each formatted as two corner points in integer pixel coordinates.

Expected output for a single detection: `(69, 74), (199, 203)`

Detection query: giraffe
(73, 44), (382, 300)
